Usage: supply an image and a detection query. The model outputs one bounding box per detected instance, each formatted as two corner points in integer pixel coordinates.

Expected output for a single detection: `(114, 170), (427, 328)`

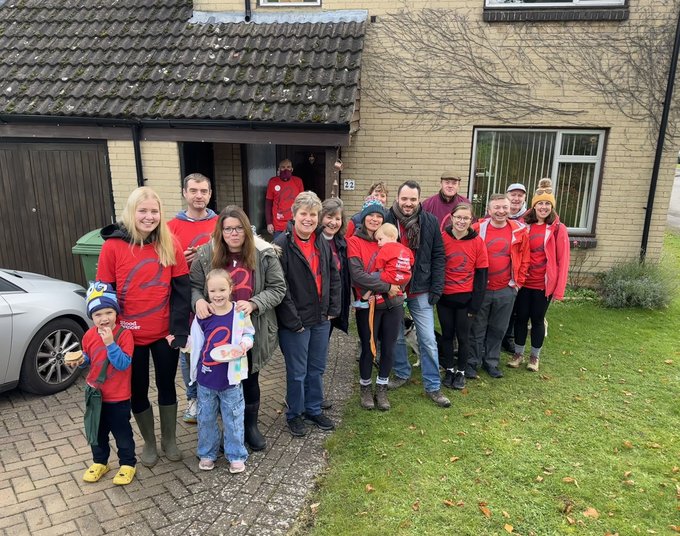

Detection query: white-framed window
(259, 0), (321, 6)
(485, 0), (625, 7)
(470, 128), (605, 234)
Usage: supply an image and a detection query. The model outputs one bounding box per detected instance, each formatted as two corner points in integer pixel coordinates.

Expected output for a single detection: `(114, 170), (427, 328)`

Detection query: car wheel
(19, 318), (85, 395)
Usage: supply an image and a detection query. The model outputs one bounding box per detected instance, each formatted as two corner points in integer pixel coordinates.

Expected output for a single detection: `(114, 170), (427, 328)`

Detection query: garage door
(0, 141), (113, 284)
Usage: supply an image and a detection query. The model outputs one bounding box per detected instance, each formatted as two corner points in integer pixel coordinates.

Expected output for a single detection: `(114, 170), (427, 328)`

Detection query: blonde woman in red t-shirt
(437, 203), (489, 391)
(508, 179), (570, 372)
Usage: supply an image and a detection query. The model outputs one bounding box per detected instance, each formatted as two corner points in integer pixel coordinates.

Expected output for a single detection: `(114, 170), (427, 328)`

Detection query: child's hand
(65, 357), (85, 368)
(98, 326), (114, 345)
(165, 334), (175, 346)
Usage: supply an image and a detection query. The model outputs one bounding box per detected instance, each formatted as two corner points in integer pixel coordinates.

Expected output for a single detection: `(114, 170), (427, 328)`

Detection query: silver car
(0, 269), (91, 394)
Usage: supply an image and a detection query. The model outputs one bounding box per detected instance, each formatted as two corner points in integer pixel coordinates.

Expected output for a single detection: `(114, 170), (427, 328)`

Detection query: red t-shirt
(266, 176), (304, 232)
(346, 235), (380, 301)
(167, 215), (217, 253)
(326, 238), (342, 273)
(442, 233), (489, 294)
(524, 223), (547, 290)
(97, 237), (189, 345)
(374, 242), (413, 287)
(83, 325), (134, 403)
(225, 253), (255, 302)
(484, 224), (513, 291)
(293, 233), (322, 298)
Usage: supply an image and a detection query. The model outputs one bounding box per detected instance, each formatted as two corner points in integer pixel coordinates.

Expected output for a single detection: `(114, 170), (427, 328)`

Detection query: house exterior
(1, 0), (677, 284)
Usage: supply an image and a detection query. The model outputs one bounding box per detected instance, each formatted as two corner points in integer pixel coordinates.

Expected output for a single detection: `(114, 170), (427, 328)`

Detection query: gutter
(641, 4), (680, 260)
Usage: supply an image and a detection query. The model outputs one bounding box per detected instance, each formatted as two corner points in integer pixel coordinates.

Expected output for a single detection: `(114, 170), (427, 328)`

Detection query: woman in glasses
(508, 178), (570, 372)
(190, 206), (286, 451)
(437, 203), (488, 391)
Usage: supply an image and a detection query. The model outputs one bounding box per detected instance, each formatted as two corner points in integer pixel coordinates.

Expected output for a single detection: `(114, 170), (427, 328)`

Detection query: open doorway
(277, 146), (327, 197)
(179, 142), (217, 211)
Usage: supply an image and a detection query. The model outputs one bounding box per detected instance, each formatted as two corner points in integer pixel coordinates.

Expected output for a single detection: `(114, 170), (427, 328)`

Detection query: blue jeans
(279, 321), (330, 420)
(179, 351), (197, 401)
(392, 293), (441, 392)
(91, 400), (136, 467)
(197, 384), (248, 463)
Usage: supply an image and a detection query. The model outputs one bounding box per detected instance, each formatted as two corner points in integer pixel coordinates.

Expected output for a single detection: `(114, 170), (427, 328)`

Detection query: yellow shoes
(83, 463), (109, 483)
(83, 463), (135, 485)
(112, 465), (136, 485)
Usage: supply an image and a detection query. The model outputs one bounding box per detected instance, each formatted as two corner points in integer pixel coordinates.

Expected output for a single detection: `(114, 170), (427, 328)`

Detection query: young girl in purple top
(190, 269), (255, 473)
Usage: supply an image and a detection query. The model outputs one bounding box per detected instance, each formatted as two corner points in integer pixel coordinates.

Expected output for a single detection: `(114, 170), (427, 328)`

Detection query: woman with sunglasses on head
(191, 206), (286, 451)
(508, 179), (570, 372)
(437, 203), (488, 391)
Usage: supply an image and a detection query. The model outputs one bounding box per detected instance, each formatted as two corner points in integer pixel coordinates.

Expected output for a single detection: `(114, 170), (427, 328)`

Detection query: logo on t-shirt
(274, 185), (281, 192)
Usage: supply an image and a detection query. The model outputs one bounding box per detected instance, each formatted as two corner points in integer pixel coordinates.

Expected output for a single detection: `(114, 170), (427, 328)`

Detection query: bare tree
(364, 3), (680, 142)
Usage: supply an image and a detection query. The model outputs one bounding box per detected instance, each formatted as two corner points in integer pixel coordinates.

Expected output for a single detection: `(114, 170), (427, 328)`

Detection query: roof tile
(0, 0), (365, 125)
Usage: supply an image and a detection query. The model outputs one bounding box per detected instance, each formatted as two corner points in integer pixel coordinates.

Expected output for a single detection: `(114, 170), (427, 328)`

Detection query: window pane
(555, 162), (596, 229)
(473, 130), (555, 217)
(560, 134), (600, 157)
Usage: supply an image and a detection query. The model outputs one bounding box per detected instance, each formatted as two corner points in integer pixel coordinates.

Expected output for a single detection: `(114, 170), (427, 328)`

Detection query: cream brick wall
(107, 140), (183, 220)
(135, 1), (678, 273)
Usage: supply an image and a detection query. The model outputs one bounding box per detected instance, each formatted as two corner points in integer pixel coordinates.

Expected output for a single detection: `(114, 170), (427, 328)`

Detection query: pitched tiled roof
(0, 0), (364, 125)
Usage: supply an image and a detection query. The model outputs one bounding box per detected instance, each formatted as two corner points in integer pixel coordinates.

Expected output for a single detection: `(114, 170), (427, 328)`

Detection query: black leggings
(514, 288), (551, 349)
(131, 339), (179, 414)
(436, 293), (472, 371)
(356, 306), (403, 381)
(242, 349), (260, 406)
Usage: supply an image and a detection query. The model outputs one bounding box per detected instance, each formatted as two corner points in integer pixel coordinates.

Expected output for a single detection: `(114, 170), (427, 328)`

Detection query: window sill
(569, 236), (597, 250)
(483, 7), (628, 23)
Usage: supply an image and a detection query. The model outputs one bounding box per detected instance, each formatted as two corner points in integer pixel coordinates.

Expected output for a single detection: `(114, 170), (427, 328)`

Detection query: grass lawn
(303, 232), (680, 536)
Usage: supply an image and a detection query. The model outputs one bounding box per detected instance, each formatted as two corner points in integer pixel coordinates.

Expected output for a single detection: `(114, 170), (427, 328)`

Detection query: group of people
(69, 163), (569, 486)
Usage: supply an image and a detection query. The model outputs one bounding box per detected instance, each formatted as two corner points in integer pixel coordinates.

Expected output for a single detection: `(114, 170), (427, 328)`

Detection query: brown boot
(360, 384), (375, 410)
(374, 384), (391, 411)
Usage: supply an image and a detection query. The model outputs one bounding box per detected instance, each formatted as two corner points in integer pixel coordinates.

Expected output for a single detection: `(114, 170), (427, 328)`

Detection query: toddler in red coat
(362, 223), (414, 301)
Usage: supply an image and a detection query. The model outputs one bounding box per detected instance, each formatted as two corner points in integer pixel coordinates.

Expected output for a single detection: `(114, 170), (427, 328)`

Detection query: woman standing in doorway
(191, 206), (286, 451)
(97, 187), (191, 467)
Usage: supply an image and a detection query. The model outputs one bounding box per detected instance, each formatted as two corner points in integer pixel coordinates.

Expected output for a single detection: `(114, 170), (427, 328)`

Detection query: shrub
(598, 258), (676, 309)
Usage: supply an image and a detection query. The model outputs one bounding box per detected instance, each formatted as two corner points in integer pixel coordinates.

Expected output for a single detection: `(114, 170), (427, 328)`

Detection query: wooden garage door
(0, 141), (113, 285)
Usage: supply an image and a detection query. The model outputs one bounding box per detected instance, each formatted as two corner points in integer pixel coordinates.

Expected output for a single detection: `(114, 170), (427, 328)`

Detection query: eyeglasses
(536, 187), (553, 195)
(452, 216), (471, 222)
(222, 226), (245, 235)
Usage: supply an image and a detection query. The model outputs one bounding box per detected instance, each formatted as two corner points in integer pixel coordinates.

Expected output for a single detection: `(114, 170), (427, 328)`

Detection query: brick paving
(0, 330), (356, 536)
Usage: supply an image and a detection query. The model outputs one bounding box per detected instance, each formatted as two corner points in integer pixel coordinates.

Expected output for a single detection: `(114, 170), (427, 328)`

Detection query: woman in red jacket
(508, 179), (570, 372)
(97, 187), (191, 467)
(437, 203), (488, 391)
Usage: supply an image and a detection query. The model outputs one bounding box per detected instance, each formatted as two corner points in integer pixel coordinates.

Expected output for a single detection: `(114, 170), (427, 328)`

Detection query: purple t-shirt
(196, 309), (237, 391)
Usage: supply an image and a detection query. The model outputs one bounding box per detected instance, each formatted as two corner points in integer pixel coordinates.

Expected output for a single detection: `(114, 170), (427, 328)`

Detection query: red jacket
(472, 219), (530, 289)
(532, 218), (570, 300)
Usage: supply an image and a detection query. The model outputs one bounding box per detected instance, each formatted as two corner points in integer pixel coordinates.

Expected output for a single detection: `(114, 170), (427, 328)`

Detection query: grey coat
(190, 236), (286, 373)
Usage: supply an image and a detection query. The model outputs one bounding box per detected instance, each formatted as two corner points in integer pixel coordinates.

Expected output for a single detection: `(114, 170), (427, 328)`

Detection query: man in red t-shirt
(265, 159), (304, 238)
(167, 173), (217, 424)
(469, 194), (529, 380)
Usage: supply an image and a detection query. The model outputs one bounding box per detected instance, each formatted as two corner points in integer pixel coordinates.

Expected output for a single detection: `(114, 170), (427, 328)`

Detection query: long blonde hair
(121, 187), (177, 267)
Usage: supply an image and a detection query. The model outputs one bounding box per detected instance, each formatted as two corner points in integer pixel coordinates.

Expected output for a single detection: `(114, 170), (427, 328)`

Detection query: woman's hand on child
(235, 300), (256, 315)
(195, 299), (215, 319)
(98, 326), (114, 345)
(388, 285), (400, 297)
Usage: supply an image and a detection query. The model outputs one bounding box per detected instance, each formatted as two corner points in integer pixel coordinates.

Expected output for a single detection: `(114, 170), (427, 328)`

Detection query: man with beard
(386, 181), (450, 408)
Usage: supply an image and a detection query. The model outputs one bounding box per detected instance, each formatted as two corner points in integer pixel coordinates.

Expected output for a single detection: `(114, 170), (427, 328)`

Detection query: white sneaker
(183, 399), (197, 423)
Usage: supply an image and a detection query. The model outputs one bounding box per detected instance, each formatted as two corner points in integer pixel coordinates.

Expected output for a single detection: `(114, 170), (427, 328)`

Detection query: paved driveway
(0, 331), (355, 535)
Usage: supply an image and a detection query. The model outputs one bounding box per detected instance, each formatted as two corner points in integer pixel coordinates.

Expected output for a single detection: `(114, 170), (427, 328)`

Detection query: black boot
(442, 369), (455, 389)
(244, 402), (266, 451)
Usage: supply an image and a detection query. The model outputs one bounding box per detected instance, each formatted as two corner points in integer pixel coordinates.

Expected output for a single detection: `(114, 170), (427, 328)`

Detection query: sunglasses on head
(536, 187), (553, 195)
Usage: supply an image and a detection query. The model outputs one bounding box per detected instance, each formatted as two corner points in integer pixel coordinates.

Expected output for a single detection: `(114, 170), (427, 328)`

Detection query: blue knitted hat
(360, 196), (386, 222)
(86, 281), (120, 318)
